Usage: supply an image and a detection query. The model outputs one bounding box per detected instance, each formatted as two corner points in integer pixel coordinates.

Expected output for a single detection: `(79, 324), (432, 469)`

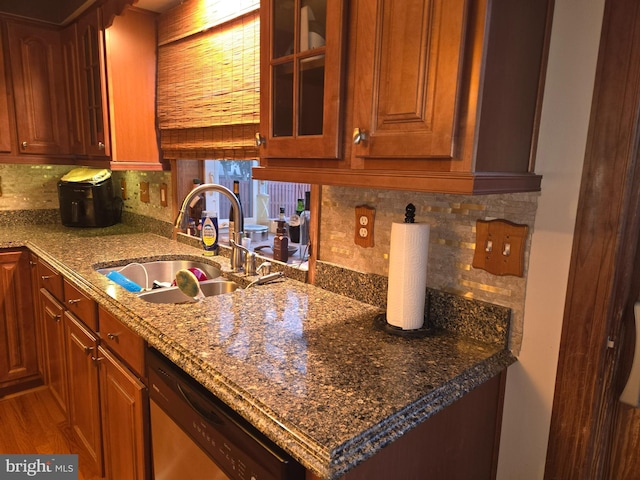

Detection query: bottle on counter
(273, 220), (289, 263)
(201, 201), (219, 256)
(229, 180), (241, 244)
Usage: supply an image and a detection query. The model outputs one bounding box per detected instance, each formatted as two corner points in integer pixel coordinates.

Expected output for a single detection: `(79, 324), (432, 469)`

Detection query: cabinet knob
(353, 128), (367, 145)
(21, 141), (28, 149)
(98, 141), (105, 150)
(255, 133), (265, 147)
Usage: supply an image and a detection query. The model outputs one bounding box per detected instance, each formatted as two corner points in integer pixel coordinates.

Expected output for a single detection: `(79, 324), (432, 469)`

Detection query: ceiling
(0, 0), (182, 25)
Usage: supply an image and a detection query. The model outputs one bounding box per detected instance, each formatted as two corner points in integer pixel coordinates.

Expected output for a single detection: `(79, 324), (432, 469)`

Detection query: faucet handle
(244, 252), (257, 276)
(256, 262), (272, 275)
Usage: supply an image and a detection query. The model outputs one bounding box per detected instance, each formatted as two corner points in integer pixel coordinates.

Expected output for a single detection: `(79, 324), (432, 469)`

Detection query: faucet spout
(174, 183), (244, 272)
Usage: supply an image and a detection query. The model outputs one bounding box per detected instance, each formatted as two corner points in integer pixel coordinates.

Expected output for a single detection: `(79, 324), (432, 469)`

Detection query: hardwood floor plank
(0, 387), (104, 480)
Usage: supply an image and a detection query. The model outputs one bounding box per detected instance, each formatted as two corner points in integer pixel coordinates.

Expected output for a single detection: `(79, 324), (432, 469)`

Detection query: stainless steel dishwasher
(147, 348), (305, 480)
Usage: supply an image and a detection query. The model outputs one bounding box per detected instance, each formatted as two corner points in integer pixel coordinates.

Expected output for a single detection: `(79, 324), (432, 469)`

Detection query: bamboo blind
(157, 1), (260, 160)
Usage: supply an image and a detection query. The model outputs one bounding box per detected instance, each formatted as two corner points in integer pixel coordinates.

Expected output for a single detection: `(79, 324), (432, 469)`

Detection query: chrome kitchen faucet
(173, 183), (244, 272)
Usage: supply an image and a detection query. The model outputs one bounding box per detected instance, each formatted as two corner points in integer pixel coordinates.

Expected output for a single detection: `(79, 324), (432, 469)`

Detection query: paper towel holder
(373, 313), (433, 338)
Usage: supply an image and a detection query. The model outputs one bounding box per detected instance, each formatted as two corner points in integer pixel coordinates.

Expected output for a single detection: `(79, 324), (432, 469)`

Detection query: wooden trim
(545, 0), (640, 477)
(252, 166), (542, 195)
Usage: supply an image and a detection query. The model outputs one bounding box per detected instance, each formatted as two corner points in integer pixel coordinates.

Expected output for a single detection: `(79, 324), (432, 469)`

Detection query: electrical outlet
(354, 205), (375, 248)
(472, 219), (528, 276)
(120, 179), (127, 200)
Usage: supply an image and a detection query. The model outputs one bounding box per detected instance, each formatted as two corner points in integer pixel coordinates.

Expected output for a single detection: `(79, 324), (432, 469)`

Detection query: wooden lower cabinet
(0, 249), (42, 396)
(65, 311), (103, 476)
(98, 346), (148, 480)
(306, 371), (506, 480)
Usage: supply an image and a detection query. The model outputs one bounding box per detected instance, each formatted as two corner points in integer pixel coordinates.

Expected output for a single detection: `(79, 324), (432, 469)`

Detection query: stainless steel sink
(97, 259), (222, 290)
(137, 280), (239, 303)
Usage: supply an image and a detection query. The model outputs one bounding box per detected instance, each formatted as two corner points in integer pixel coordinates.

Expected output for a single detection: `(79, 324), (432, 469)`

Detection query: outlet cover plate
(355, 205), (375, 248)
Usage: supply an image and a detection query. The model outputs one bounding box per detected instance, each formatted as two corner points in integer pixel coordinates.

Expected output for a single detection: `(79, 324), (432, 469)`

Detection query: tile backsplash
(319, 186), (540, 351)
(0, 164), (173, 223)
(2, 163), (538, 351)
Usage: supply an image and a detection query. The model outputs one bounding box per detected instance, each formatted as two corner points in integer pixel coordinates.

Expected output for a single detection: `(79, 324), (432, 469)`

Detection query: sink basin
(97, 259), (222, 290)
(137, 280), (239, 303)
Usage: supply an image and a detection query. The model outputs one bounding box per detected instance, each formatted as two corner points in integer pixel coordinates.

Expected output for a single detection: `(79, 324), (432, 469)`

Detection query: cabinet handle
(353, 128), (367, 145)
(41, 275), (52, 280)
(91, 355), (103, 365)
(83, 345), (94, 356)
(52, 314), (61, 322)
(67, 299), (81, 305)
(255, 132), (265, 147)
(107, 332), (119, 340)
(30, 261), (37, 266)
(98, 141), (105, 150)
(21, 141), (28, 149)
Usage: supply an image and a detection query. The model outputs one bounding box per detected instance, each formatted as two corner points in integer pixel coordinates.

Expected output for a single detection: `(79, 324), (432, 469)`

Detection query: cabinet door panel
(0, 250), (40, 393)
(40, 289), (68, 415)
(99, 346), (147, 480)
(64, 312), (102, 476)
(260, 0), (346, 159)
(352, 0), (465, 160)
(6, 21), (70, 155)
(77, 7), (110, 157)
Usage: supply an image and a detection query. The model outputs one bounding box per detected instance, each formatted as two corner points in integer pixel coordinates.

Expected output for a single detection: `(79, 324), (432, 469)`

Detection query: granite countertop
(1, 225), (515, 479)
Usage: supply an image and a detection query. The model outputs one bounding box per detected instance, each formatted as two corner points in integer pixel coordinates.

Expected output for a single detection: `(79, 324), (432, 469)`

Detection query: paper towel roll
(386, 222), (430, 330)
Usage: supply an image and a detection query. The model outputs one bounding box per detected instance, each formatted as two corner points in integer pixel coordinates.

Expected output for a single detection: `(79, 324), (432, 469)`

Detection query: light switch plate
(355, 205), (375, 248)
(160, 183), (168, 207)
(140, 181), (150, 203)
(472, 219), (528, 276)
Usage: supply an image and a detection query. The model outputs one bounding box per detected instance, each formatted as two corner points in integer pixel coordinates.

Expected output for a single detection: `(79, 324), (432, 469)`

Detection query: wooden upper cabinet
(259, 0), (346, 159)
(70, 4), (162, 169)
(0, 29), (13, 154)
(254, 0), (553, 194)
(76, 6), (110, 158)
(6, 20), (70, 155)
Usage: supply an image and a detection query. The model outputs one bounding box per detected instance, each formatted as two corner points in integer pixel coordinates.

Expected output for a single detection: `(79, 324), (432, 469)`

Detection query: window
(202, 159), (310, 227)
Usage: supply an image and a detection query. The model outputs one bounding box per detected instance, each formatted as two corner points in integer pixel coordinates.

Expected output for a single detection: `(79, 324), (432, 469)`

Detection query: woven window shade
(157, 2), (260, 160)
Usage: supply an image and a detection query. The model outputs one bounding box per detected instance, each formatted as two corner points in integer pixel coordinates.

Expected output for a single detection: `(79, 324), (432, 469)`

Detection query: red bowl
(171, 267), (208, 286)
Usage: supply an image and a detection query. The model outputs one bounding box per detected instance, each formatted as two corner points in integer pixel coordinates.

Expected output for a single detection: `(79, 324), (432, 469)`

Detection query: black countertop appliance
(57, 168), (122, 227)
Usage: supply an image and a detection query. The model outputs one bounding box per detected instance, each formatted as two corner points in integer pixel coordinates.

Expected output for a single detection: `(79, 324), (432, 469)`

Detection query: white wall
(497, 0), (606, 478)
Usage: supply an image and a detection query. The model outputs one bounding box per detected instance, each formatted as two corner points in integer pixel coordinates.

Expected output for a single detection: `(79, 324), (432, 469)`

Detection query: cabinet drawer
(99, 306), (145, 379)
(63, 279), (97, 331)
(37, 259), (63, 301)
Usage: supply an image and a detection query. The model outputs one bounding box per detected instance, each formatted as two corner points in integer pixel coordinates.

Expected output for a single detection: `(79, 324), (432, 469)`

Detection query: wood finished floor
(0, 387), (103, 480)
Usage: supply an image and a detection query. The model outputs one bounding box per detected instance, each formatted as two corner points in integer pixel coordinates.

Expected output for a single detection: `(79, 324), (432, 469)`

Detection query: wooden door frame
(545, 0), (640, 477)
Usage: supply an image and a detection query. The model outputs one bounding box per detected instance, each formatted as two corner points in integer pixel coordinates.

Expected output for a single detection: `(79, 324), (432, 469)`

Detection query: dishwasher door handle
(620, 302), (640, 406)
(176, 382), (225, 426)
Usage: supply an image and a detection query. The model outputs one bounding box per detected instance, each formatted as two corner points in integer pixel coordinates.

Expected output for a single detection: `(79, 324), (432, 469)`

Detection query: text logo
(0, 455), (77, 479)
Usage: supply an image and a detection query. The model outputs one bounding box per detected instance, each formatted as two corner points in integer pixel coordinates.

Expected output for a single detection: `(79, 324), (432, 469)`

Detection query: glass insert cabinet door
(259, 0), (345, 159)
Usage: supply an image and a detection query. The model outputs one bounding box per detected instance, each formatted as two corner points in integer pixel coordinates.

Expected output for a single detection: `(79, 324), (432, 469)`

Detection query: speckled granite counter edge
(326, 349), (515, 478)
